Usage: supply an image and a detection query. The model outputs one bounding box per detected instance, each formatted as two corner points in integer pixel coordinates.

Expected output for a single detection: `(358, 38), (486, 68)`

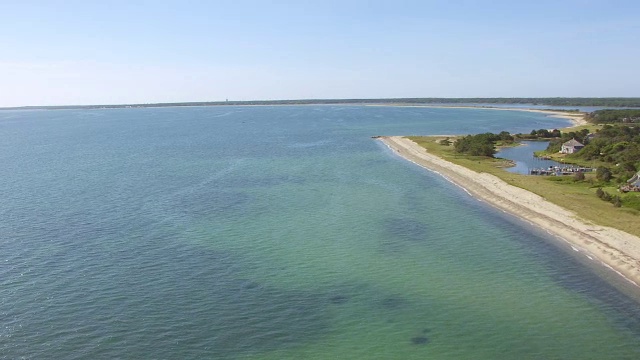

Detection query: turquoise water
(1, 106), (640, 359)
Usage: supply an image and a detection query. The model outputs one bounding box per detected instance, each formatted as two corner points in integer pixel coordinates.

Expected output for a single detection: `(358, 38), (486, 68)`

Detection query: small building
(621, 171), (640, 192)
(560, 138), (585, 154)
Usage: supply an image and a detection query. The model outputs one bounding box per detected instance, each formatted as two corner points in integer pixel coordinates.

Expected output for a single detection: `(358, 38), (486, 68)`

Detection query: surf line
(381, 140), (474, 197)
(378, 137), (640, 289)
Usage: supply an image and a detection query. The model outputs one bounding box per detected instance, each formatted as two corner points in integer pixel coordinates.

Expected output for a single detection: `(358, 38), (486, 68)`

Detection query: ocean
(1, 105), (639, 359)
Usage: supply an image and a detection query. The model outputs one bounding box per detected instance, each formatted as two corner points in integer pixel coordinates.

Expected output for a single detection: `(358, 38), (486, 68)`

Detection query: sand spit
(367, 104), (588, 127)
(379, 136), (640, 287)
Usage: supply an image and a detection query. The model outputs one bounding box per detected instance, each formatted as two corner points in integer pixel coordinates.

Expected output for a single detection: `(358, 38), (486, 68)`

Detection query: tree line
(452, 132), (514, 156)
(586, 109), (640, 124)
(563, 124), (640, 182)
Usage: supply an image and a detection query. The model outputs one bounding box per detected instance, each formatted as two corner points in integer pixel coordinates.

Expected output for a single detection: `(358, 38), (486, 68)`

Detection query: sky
(1, 0), (639, 107)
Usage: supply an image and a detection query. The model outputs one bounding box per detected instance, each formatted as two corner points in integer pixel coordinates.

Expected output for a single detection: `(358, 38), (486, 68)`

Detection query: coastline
(379, 135), (640, 288)
(367, 104), (589, 127)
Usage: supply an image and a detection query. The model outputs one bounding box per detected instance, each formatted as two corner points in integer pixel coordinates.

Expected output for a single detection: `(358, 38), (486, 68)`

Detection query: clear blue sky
(1, 0), (638, 106)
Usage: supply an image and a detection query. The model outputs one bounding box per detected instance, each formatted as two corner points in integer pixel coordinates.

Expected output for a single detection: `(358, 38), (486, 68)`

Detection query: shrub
(613, 196), (622, 208)
(453, 134), (497, 157)
(596, 167), (612, 182)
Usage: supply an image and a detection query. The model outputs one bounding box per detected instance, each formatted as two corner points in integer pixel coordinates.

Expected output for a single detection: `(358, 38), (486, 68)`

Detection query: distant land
(2, 97), (640, 110)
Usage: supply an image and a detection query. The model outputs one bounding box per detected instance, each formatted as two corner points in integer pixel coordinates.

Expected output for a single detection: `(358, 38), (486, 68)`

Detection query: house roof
(562, 138), (584, 148)
(628, 171), (640, 186)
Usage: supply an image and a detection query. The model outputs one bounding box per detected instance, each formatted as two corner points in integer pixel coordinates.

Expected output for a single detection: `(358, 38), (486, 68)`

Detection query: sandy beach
(380, 135), (640, 288)
(368, 104), (589, 126)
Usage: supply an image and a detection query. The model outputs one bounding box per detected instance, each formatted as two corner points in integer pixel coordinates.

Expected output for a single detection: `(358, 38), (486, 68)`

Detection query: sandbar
(379, 135), (640, 288)
(367, 104), (588, 127)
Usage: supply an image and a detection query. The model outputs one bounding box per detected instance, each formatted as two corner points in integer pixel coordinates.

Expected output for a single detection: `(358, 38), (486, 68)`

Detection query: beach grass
(408, 136), (640, 237)
(559, 123), (604, 133)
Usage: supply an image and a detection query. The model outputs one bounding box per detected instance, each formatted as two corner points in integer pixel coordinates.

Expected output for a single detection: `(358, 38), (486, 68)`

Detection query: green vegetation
(519, 128), (562, 139)
(541, 125), (640, 184)
(407, 135), (640, 237)
(596, 187), (623, 208)
(586, 109), (640, 124)
(596, 167), (613, 182)
(542, 128), (591, 153)
(559, 123), (604, 135)
(405, 110), (640, 236)
(453, 132), (514, 157)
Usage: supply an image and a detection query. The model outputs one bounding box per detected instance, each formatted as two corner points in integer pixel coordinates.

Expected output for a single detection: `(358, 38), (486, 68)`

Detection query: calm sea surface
(1, 106), (640, 359)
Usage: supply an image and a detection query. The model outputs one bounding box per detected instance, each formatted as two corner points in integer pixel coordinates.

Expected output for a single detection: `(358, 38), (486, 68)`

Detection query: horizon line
(2, 96), (640, 111)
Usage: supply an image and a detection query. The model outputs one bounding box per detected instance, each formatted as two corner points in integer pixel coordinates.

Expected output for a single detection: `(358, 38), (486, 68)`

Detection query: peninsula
(379, 112), (640, 288)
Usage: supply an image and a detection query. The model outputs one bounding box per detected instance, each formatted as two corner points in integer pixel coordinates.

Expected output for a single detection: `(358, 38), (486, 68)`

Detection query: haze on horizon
(1, 0), (639, 108)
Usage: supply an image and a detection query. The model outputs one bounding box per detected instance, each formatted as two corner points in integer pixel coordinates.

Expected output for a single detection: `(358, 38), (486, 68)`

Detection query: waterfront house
(560, 138), (585, 154)
(621, 171), (640, 192)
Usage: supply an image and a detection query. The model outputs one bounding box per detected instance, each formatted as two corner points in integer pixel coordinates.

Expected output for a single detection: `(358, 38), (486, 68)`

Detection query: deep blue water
(1, 106), (640, 359)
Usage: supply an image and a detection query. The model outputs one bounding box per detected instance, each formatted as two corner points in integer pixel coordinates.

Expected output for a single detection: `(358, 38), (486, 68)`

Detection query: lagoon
(496, 141), (566, 175)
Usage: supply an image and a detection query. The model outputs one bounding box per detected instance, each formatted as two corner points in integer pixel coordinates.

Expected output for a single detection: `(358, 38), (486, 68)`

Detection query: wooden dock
(529, 166), (593, 176)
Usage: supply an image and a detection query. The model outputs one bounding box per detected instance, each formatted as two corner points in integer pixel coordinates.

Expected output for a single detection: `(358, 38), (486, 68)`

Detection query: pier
(529, 166), (593, 176)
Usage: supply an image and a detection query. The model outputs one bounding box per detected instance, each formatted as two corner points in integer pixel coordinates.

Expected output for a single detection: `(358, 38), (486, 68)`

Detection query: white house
(621, 171), (640, 192)
(560, 138), (585, 154)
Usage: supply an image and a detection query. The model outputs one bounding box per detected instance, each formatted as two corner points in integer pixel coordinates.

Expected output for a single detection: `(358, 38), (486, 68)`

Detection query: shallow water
(1, 106), (639, 359)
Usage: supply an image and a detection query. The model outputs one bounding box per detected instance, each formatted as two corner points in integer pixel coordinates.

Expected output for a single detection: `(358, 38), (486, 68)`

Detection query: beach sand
(379, 135), (640, 288)
(367, 104), (589, 127)
(518, 109), (587, 126)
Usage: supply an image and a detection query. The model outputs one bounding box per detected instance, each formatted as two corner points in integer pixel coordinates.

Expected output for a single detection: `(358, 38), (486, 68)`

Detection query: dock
(529, 166), (593, 176)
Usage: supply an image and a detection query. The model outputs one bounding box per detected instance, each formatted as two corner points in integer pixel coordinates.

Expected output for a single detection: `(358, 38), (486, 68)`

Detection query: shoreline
(367, 104), (589, 127)
(4, 103), (588, 127)
(379, 136), (640, 289)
